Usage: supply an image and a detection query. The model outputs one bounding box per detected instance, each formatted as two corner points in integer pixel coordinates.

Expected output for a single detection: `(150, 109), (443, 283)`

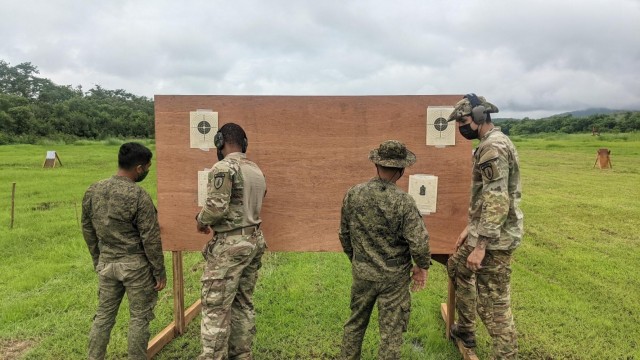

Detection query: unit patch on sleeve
(479, 160), (499, 181)
(213, 172), (226, 189)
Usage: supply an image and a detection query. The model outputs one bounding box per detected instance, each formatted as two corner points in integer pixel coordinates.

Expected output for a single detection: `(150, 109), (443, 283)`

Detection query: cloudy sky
(1, 0), (638, 118)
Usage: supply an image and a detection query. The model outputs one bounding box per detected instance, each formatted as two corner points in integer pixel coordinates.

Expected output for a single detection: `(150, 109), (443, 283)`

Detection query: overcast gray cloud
(1, 0), (638, 118)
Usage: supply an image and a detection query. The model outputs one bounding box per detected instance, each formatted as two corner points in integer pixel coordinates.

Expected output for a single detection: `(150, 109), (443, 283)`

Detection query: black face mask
(459, 123), (479, 140)
(217, 148), (224, 161)
(135, 169), (149, 183)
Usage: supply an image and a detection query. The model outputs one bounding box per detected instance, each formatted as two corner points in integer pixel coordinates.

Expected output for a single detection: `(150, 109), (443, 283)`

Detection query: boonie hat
(369, 140), (416, 168)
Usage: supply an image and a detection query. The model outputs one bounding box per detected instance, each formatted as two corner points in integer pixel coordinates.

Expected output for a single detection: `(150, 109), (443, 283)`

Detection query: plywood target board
(155, 95), (471, 253)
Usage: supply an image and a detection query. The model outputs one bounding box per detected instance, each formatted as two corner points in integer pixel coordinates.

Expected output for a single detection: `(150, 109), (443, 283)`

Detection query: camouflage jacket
(197, 152), (266, 233)
(339, 178), (431, 282)
(467, 127), (523, 250)
(81, 175), (166, 281)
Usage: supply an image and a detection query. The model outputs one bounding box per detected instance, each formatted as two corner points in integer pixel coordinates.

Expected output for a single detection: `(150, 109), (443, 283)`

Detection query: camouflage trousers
(448, 244), (518, 359)
(88, 256), (158, 360)
(340, 275), (411, 360)
(199, 230), (267, 360)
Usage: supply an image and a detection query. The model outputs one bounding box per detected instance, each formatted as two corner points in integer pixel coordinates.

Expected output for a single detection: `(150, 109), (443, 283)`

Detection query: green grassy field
(0, 133), (639, 359)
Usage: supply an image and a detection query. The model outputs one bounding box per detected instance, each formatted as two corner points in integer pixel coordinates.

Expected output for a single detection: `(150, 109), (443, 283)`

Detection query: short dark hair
(219, 123), (247, 150)
(118, 142), (152, 170)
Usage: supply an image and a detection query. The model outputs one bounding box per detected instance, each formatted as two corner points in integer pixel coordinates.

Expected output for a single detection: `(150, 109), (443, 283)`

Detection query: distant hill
(557, 108), (633, 118)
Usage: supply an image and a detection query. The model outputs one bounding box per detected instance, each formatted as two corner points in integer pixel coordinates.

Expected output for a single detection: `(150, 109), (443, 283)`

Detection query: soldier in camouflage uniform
(82, 142), (166, 360)
(447, 94), (523, 359)
(196, 123), (267, 360)
(339, 140), (431, 360)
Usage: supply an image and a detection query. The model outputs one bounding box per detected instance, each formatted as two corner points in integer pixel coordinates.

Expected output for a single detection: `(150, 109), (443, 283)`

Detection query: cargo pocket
(228, 241), (255, 263)
(201, 268), (228, 308)
(446, 257), (456, 280)
(96, 263), (106, 274)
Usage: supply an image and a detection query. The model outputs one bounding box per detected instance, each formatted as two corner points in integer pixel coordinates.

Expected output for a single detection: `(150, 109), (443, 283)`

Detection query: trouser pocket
(201, 268), (228, 308)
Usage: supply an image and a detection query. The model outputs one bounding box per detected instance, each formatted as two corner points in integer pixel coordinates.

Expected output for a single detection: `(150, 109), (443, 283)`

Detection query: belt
(353, 253), (410, 267)
(219, 225), (259, 236)
(385, 257), (410, 267)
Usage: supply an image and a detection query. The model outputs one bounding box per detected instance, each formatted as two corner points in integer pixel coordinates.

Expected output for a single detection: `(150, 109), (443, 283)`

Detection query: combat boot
(450, 324), (477, 348)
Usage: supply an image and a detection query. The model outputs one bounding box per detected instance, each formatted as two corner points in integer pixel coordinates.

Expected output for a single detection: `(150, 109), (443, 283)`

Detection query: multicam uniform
(82, 175), (166, 360)
(197, 152), (267, 360)
(339, 178), (431, 360)
(447, 127), (523, 359)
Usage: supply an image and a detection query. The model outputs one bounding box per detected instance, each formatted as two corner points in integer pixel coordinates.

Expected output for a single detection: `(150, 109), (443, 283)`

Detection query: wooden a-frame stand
(147, 252), (201, 358)
(147, 253), (478, 360)
(433, 255), (479, 360)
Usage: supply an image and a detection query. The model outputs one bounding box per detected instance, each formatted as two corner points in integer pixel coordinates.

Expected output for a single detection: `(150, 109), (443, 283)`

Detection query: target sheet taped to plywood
(190, 110), (218, 149)
(426, 106), (455, 147)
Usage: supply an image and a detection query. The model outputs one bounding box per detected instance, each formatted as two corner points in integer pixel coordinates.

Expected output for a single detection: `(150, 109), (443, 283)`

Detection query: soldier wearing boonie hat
(368, 139), (417, 168)
(339, 140), (431, 359)
(446, 94), (523, 359)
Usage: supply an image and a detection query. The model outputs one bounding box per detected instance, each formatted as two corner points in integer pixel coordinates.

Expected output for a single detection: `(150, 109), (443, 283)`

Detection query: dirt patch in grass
(0, 339), (35, 360)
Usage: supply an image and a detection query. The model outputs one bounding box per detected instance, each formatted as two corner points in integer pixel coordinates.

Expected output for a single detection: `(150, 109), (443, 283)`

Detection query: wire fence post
(10, 182), (16, 229)
(74, 200), (81, 229)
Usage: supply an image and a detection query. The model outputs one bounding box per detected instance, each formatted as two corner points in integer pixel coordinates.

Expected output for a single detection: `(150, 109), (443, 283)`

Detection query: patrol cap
(448, 94), (499, 122)
(369, 140), (416, 168)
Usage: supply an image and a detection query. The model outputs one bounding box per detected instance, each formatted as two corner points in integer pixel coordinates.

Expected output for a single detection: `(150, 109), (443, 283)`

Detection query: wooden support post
(446, 277), (455, 337)
(147, 321), (176, 359)
(173, 251), (185, 335)
(10, 182), (16, 229)
(147, 251), (202, 359)
(441, 261), (479, 360)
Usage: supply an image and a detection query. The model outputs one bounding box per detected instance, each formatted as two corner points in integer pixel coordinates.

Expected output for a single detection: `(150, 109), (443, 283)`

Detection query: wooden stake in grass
(74, 201), (80, 229)
(10, 182), (16, 229)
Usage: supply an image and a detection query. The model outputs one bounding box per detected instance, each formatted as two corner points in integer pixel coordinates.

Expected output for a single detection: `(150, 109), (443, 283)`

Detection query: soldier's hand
(154, 278), (167, 291)
(466, 247), (486, 272)
(455, 226), (469, 251)
(411, 266), (428, 292)
(197, 222), (211, 234)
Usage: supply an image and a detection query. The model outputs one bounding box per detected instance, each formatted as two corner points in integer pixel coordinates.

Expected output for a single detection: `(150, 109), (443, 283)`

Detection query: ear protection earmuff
(214, 131), (248, 152)
(464, 93), (487, 125)
(214, 131), (225, 149)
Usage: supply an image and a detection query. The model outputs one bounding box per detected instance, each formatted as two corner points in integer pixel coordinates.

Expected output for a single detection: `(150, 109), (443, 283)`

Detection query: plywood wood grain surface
(155, 95), (471, 253)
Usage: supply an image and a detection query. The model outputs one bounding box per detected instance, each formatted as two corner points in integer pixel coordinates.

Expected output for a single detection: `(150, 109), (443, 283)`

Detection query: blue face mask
(459, 123), (479, 140)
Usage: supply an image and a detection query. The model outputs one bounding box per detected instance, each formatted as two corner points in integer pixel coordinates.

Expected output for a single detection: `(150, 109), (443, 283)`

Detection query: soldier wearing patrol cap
(339, 140), (431, 359)
(195, 122), (267, 360)
(447, 94), (523, 359)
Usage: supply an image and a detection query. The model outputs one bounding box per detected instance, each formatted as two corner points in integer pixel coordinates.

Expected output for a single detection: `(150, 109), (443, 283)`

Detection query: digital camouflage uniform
(197, 152), (267, 360)
(339, 141), (431, 360)
(82, 175), (166, 360)
(447, 127), (523, 359)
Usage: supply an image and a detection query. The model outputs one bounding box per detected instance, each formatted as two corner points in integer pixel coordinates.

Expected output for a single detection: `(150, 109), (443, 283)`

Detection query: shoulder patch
(213, 172), (226, 189)
(479, 161), (498, 181)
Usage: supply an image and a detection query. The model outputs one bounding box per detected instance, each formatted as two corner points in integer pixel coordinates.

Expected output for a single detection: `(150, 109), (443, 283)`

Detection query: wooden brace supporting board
(155, 95), (471, 253)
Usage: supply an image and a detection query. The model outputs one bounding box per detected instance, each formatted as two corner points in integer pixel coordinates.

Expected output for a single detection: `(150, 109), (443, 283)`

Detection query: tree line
(0, 60), (154, 144)
(495, 111), (640, 136)
(1, 59), (639, 144)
